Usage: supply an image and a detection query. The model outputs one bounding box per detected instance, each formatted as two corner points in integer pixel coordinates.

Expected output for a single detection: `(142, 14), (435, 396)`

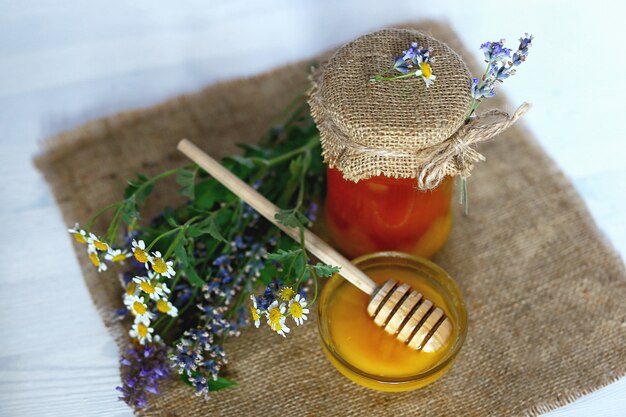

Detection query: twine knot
(417, 102), (530, 189)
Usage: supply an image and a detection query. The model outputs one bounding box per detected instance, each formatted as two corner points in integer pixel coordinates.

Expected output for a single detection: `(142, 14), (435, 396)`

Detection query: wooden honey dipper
(178, 139), (452, 352)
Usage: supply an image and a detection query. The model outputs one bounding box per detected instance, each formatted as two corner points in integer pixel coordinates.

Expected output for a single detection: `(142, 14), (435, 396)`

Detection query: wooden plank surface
(0, 1), (624, 416)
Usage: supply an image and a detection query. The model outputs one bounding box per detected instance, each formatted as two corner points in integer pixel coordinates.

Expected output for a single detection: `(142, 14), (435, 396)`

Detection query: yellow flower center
(280, 287), (295, 301)
(137, 322), (149, 338)
(140, 281), (155, 294)
(88, 252), (100, 267)
(250, 306), (259, 321)
(133, 301), (147, 315)
(93, 240), (109, 251)
(290, 301), (303, 318)
(126, 281), (137, 296)
(73, 233), (87, 244)
(156, 299), (171, 313)
(134, 248), (148, 263)
(152, 257), (168, 274)
(420, 62), (432, 78)
(275, 321), (284, 332)
(112, 253), (126, 262)
(268, 307), (282, 325)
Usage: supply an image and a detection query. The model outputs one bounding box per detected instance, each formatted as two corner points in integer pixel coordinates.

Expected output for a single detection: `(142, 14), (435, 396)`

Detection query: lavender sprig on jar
(469, 34), (534, 115)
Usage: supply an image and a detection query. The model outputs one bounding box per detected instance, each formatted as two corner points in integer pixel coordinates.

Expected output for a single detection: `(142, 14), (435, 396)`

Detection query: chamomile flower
(273, 320), (290, 337)
(131, 239), (149, 266)
(88, 233), (110, 252)
(249, 295), (262, 328)
(153, 279), (171, 297)
(266, 300), (287, 332)
(133, 276), (166, 300)
(105, 248), (131, 263)
(129, 319), (154, 345)
(125, 280), (138, 296)
(88, 246), (107, 272)
(413, 53), (436, 87)
(289, 294), (309, 326)
(156, 299), (179, 317)
(279, 286), (295, 301)
(124, 295), (154, 322)
(149, 251), (175, 278)
(68, 223), (88, 244)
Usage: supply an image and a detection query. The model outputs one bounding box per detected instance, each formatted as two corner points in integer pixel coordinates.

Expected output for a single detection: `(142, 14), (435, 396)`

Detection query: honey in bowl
(318, 251), (466, 391)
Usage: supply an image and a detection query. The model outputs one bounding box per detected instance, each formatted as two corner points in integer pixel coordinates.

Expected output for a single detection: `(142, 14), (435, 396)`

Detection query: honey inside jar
(318, 252), (466, 391)
(325, 168), (454, 260)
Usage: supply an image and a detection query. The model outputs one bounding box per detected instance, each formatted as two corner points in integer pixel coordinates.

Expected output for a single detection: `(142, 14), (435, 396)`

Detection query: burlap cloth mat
(35, 22), (626, 416)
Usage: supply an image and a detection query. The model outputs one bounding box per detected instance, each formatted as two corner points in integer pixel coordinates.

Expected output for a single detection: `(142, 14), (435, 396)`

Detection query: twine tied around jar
(416, 102), (530, 189)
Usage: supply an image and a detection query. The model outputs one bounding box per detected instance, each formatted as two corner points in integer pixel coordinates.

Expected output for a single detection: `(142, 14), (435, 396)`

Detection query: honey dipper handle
(177, 139), (378, 295)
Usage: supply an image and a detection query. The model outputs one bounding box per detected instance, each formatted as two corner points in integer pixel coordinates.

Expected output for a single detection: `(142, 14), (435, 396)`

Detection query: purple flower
(393, 57), (411, 74)
(480, 40), (511, 62)
(305, 201), (318, 223)
(116, 344), (170, 410)
(472, 34), (533, 101)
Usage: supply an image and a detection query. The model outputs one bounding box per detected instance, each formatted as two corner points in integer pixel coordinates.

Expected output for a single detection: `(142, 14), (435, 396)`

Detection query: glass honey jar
(309, 29), (476, 261)
(325, 168), (454, 259)
(318, 251), (467, 391)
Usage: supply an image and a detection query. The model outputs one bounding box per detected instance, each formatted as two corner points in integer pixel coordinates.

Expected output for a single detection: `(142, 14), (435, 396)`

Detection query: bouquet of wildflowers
(68, 100), (339, 409)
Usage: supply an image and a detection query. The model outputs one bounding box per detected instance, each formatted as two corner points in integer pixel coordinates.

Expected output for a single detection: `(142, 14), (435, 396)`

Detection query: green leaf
(274, 208), (309, 229)
(289, 155), (304, 177)
(185, 266), (205, 287)
(312, 263), (341, 277)
(163, 207), (179, 227)
(124, 173), (154, 206)
(120, 196), (139, 224)
(267, 248), (302, 262)
(176, 168), (196, 199)
(194, 180), (235, 210)
(179, 373), (237, 391)
(225, 155), (255, 169)
(174, 240), (189, 266)
(291, 253), (308, 283)
(259, 264), (279, 285)
(208, 377), (238, 391)
(188, 213), (227, 243)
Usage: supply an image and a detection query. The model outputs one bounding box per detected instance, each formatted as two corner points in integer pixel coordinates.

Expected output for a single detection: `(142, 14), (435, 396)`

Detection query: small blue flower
(481, 39), (511, 62)
(393, 57), (411, 74)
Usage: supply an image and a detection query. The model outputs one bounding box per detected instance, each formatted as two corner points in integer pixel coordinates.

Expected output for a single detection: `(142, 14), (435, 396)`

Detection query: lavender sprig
(468, 34), (534, 116)
(116, 344), (170, 410)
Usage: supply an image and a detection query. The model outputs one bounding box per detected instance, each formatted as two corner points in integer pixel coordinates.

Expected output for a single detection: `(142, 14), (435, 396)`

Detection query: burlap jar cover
(309, 28), (528, 189)
(35, 22), (626, 416)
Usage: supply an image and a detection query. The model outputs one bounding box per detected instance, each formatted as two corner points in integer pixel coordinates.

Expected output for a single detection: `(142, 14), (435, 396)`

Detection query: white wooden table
(1, 1), (624, 415)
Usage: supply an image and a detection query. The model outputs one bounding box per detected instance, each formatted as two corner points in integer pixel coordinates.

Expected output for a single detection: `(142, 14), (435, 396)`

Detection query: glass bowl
(318, 251), (467, 392)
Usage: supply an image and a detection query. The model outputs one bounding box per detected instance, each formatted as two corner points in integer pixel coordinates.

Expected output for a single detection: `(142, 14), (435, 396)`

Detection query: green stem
(137, 167), (182, 194)
(85, 201), (122, 232)
(306, 269), (320, 307)
(146, 228), (180, 252)
(370, 71), (417, 82)
(251, 135), (318, 168)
